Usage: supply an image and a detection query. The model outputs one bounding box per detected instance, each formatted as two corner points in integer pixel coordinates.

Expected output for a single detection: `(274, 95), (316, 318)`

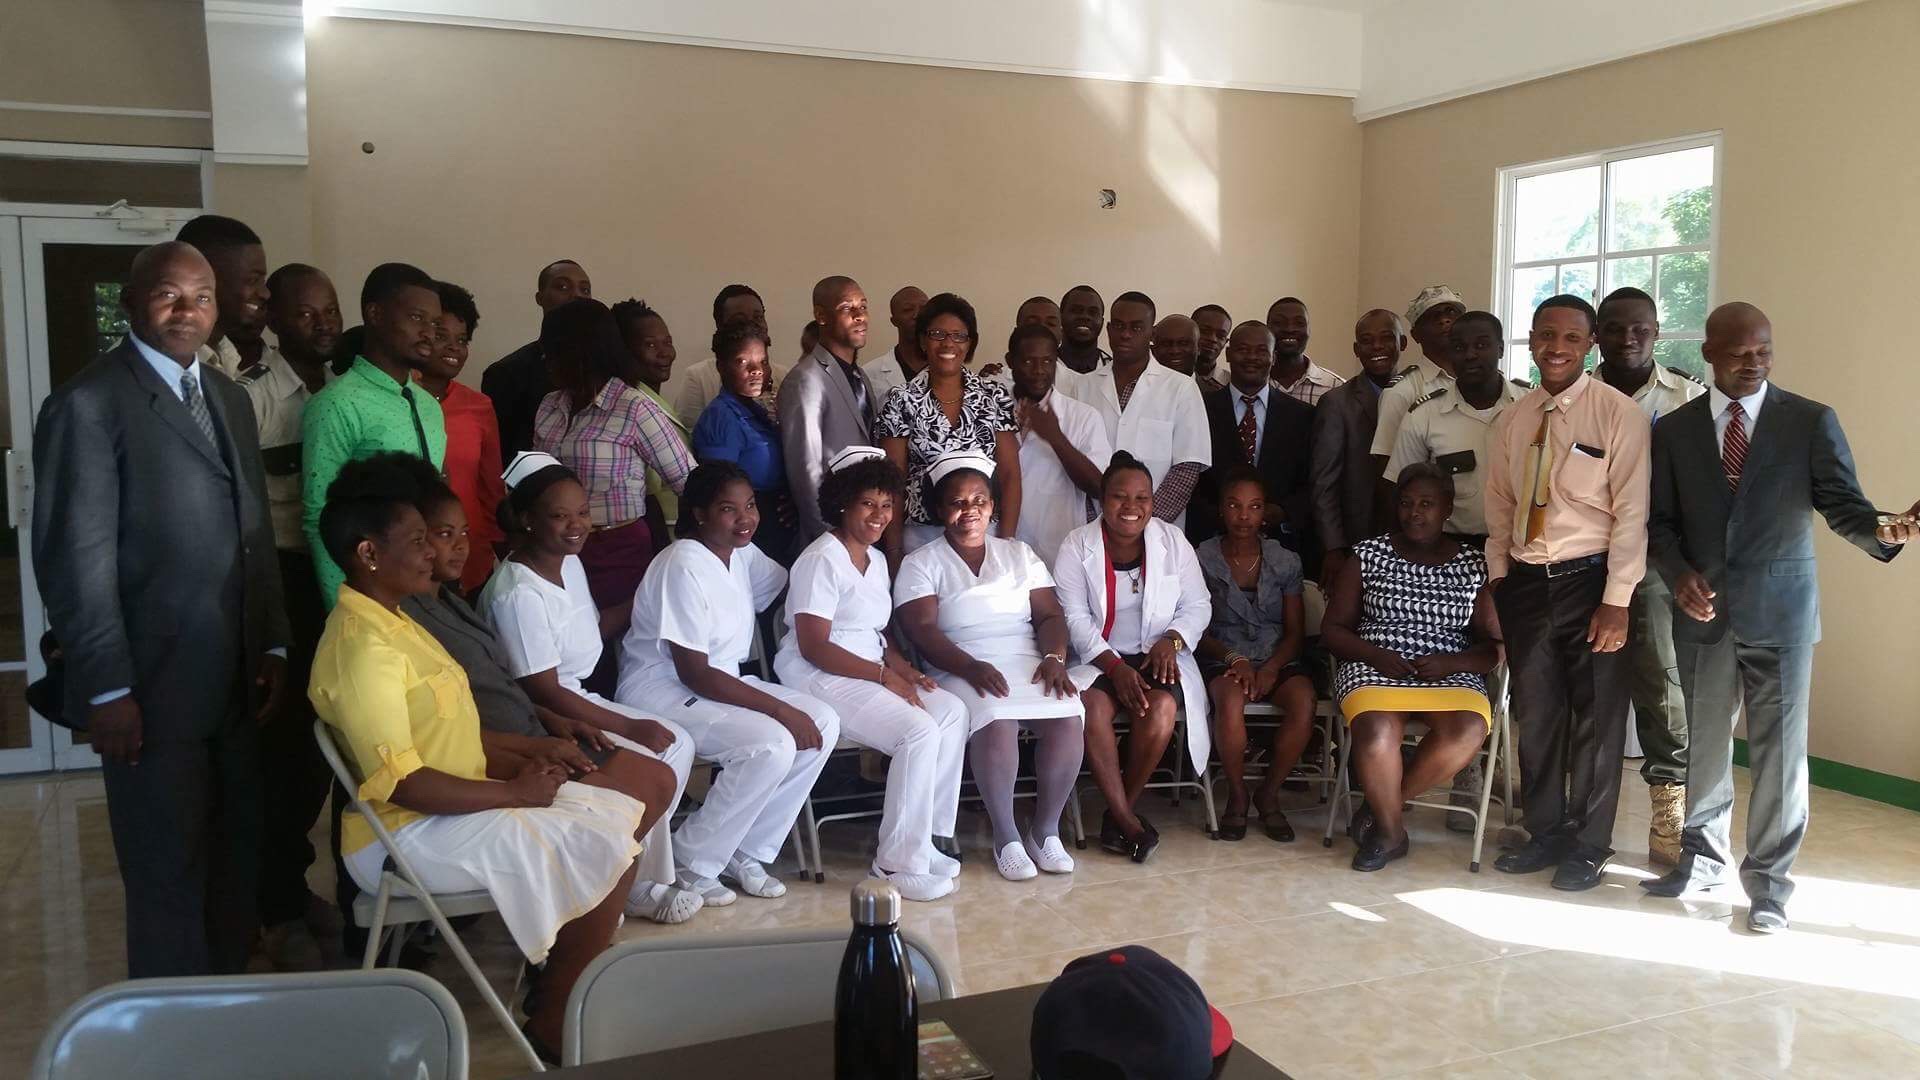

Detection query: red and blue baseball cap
(1030, 945), (1233, 1079)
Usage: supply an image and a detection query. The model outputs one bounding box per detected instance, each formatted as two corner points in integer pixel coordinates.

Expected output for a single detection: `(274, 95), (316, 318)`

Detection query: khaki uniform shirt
(236, 347), (332, 551)
(1386, 378), (1530, 537)
(1371, 356), (1452, 457)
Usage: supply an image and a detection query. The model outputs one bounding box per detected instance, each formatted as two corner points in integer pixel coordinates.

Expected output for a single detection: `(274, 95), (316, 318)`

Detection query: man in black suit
(481, 258), (591, 456)
(1190, 321), (1316, 568)
(1644, 301), (1913, 931)
(32, 241), (289, 976)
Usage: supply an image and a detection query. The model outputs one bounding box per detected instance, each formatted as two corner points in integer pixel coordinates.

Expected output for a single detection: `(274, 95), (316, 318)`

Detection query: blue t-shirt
(692, 390), (785, 492)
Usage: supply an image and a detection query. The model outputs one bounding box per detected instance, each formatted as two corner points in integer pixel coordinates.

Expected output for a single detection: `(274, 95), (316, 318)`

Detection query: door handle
(4, 448), (29, 529)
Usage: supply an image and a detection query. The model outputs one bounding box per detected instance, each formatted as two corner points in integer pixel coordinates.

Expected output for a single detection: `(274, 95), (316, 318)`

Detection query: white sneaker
(627, 880), (704, 924)
(875, 864), (956, 902)
(927, 848), (962, 879)
(995, 841), (1039, 881)
(1024, 834), (1076, 874)
(676, 873), (738, 907)
(723, 855), (788, 899)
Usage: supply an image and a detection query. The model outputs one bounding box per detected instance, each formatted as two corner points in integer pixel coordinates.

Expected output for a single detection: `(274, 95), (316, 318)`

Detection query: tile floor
(5, 764), (1920, 1078)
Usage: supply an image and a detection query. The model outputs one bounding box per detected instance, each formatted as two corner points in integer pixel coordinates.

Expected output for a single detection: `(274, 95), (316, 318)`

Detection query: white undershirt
(1108, 564), (1147, 655)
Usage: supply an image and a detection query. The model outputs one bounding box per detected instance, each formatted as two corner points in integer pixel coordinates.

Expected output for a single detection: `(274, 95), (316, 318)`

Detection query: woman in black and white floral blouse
(876, 292), (1022, 567)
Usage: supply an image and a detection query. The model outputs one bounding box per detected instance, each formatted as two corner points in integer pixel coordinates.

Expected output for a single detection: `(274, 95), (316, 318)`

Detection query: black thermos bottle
(834, 878), (918, 1079)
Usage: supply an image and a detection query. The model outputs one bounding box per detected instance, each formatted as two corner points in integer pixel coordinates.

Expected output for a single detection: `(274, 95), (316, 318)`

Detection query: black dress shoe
(1550, 849), (1611, 891)
(1747, 898), (1789, 934)
(1129, 815), (1161, 864)
(1347, 803), (1377, 848)
(933, 835), (963, 862)
(1351, 833), (1410, 872)
(1099, 812), (1133, 857)
(1494, 835), (1570, 875)
(1640, 860), (1730, 898)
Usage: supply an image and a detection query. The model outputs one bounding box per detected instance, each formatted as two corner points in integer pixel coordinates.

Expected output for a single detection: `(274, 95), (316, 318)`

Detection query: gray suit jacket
(1310, 376), (1382, 552)
(778, 343), (875, 540)
(32, 339), (288, 737)
(1649, 385), (1895, 647)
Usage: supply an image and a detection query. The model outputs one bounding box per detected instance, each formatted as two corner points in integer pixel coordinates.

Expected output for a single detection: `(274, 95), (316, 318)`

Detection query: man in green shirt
(302, 263), (448, 605)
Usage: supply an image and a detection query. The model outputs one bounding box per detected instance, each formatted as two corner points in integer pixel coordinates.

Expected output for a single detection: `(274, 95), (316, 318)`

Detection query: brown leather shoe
(1649, 783), (1685, 867)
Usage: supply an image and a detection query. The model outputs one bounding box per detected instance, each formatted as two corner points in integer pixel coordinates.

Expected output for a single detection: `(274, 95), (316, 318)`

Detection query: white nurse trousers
(793, 672), (971, 875)
(642, 676), (842, 881)
(601, 711), (695, 888)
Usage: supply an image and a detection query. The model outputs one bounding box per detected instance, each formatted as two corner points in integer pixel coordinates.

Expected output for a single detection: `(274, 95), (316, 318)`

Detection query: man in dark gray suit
(1644, 301), (1913, 932)
(780, 275), (874, 541)
(33, 241), (289, 975)
(1311, 308), (1402, 584)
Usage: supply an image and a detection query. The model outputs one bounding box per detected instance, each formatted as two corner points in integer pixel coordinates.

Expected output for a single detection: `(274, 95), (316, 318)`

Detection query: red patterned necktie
(1238, 394), (1259, 464)
(1722, 400), (1748, 491)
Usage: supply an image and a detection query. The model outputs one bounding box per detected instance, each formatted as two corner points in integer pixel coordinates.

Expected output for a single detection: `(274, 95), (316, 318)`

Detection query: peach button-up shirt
(1484, 373), (1651, 607)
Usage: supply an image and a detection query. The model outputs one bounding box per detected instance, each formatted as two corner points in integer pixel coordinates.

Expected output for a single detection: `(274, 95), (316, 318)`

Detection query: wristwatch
(1163, 632), (1187, 654)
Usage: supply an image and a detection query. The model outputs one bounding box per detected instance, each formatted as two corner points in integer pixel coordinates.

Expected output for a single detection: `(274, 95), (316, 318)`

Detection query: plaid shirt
(1273, 358), (1345, 406)
(535, 377), (693, 526)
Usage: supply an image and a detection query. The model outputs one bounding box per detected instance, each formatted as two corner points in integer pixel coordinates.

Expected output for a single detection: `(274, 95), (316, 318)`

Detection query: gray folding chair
(1070, 705), (1220, 844)
(561, 927), (952, 1066)
(1319, 664), (1516, 872)
(314, 720), (544, 1071)
(33, 969), (468, 1080)
(1238, 580), (1342, 800)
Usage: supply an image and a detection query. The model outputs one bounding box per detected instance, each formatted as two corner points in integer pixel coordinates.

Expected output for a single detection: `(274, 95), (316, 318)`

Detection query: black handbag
(25, 630), (80, 732)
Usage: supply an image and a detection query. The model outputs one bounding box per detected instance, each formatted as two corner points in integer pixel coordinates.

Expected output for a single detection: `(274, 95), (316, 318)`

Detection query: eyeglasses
(925, 328), (973, 344)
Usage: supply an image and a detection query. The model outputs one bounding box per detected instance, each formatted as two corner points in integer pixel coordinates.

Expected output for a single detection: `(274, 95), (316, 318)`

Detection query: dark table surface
(521, 982), (1290, 1078)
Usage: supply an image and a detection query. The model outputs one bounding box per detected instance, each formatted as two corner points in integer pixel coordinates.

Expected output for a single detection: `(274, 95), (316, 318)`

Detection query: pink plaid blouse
(534, 377), (693, 526)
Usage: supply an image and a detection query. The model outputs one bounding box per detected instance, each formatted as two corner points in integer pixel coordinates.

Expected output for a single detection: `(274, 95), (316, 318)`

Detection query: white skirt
(344, 781), (644, 965)
(932, 649), (1090, 725)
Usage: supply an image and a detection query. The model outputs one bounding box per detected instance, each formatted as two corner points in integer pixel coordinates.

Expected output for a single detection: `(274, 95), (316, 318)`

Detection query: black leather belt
(1508, 552), (1606, 579)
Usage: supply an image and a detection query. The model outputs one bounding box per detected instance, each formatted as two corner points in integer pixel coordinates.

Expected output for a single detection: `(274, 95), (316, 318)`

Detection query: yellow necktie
(1525, 411), (1552, 544)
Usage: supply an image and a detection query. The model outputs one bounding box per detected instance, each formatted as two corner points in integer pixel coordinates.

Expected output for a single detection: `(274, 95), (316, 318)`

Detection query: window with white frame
(1495, 135), (1718, 382)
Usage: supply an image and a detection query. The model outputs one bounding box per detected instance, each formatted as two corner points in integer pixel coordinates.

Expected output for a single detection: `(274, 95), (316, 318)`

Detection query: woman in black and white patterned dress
(876, 292), (1022, 564)
(1322, 463), (1500, 872)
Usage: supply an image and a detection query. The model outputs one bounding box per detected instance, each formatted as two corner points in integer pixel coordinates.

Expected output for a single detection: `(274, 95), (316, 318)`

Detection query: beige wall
(1359, 0), (1920, 781)
(301, 18), (1360, 372)
(0, 0), (212, 148)
(211, 163), (313, 266)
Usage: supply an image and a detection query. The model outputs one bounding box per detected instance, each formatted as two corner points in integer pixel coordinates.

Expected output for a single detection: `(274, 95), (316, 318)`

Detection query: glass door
(0, 213), (185, 773)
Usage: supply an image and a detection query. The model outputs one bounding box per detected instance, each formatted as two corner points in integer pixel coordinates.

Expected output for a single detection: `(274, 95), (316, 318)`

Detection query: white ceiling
(289, 0), (1864, 119)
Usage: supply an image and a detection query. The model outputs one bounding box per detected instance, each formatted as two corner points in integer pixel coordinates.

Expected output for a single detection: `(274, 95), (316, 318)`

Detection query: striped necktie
(180, 369), (218, 448)
(1722, 400), (1748, 492)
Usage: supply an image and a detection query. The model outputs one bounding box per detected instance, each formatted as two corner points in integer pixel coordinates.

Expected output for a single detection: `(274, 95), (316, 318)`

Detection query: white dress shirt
(1709, 381), (1768, 454)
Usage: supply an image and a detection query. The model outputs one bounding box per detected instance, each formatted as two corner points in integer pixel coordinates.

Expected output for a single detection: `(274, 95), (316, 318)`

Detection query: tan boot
(1648, 782), (1685, 867)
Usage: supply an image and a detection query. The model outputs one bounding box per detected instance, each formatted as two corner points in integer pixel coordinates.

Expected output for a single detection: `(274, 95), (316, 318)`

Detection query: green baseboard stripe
(1731, 738), (1920, 813)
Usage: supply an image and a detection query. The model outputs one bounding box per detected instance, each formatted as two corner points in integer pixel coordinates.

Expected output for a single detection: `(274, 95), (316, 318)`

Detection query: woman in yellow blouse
(309, 454), (668, 1061)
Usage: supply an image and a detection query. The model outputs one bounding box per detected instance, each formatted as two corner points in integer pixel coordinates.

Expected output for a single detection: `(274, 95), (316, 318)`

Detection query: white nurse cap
(927, 449), (995, 488)
(502, 450), (565, 489)
(828, 445), (886, 472)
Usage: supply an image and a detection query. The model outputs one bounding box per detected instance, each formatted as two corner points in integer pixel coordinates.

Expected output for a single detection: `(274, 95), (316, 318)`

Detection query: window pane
(1510, 266), (1555, 337)
(1656, 252), (1710, 332)
(1652, 337), (1706, 383)
(0, 154), (202, 207)
(1558, 262), (1596, 305)
(1607, 145), (1714, 251)
(1606, 255), (1653, 295)
(1513, 166), (1600, 261)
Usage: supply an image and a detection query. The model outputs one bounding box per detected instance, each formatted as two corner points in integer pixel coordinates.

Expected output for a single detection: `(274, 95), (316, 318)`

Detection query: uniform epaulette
(1668, 366), (1706, 387)
(1386, 368), (1414, 388)
(235, 365), (268, 386)
(1409, 386), (1448, 411)
(1510, 377), (1534, 390)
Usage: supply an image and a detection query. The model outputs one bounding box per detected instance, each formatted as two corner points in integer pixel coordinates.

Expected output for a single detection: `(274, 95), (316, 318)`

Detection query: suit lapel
(814, 346), (867, 436)
(1678, 398), (1731, 511)
(120, 346), (231, 475)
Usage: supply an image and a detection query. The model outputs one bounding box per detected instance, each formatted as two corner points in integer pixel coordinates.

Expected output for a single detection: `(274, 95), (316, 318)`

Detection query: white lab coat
(1015, 389), (1112, 568)
(1074, 361), (1211, 526)
(1053, 518), (1213, 773)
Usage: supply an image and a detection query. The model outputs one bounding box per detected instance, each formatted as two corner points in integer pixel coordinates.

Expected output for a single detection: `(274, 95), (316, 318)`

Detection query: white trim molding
(317, 1), (1364, 99)
(204, 1), (305, 27)
(0, 100), (213, 121)
(213, 151), (309, 166)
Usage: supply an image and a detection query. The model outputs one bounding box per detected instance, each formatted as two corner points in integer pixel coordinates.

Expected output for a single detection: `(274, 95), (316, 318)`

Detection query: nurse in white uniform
(774, 447), (971, 901)
(477, 452), (702, 924)
(895, 451), (1086, 882)
(1054, 452), (1213, 864)
(615, 460), (840, 904)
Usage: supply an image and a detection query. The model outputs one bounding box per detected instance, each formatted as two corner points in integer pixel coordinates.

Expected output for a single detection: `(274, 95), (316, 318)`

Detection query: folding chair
(1318, 666), (1515, 872)
(314, 721), (545, 1072)
(33, 969), (469, 1080)
(563, 928), (952, 1065)
(1238, 580), (1343, 803)
(1070, 705), (1219, 846)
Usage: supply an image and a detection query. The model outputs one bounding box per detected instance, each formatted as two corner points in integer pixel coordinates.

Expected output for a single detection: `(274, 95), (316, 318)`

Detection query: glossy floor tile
(4, 764), (1920, 1078)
